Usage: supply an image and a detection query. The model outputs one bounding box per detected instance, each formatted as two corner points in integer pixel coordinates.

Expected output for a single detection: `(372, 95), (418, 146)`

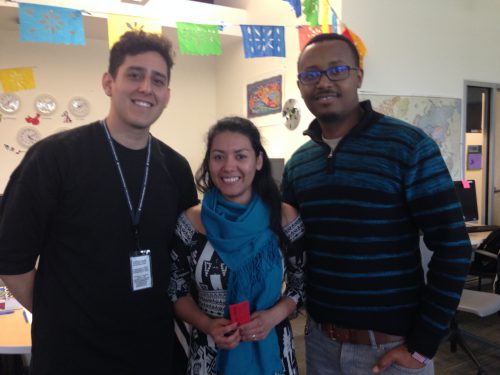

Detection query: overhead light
(121, 0), (150, 5)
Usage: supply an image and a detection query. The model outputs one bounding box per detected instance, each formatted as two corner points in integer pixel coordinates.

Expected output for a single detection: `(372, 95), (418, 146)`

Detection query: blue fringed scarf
(201, 188), (284, 375)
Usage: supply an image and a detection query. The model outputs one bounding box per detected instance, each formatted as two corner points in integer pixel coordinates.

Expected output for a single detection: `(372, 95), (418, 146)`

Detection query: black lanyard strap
(101, 120), (152, 229)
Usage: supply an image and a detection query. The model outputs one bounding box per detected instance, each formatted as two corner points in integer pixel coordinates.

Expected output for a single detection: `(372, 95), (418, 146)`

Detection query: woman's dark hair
(108, 30), (174, 82)
(196, 116), (288, 248)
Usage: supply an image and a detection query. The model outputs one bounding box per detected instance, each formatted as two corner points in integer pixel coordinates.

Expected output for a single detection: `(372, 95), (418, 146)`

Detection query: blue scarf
(201, 188), (284, 375)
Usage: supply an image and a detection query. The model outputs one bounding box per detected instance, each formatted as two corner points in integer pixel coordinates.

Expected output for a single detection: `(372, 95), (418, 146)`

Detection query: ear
(102, 72), (113, 97)
(256, 151), (264, 171)
(163, 87), (171, 109)
(356, 68), (364, 89)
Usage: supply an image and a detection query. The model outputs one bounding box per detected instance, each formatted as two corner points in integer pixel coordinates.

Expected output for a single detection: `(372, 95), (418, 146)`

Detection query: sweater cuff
(405, 325), (445, 359)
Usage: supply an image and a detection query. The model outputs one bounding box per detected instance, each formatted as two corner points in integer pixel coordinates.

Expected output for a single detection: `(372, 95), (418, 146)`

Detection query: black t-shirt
(0, 122), (198, 375)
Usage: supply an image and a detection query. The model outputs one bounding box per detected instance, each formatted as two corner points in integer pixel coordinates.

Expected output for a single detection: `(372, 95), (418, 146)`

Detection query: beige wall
(0, 29), (217, 191)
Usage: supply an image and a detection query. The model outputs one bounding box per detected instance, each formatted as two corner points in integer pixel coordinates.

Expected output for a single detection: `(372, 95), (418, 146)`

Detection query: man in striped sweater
(282, 33), (472, 375)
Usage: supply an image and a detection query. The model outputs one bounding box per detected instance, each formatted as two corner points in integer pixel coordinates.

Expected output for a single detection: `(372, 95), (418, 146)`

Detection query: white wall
(342, 0), (500, 97)
(216, 0), (500, 163)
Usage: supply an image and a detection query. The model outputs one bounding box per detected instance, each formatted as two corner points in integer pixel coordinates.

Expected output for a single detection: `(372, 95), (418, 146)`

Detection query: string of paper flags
(0, 0), (366, 93)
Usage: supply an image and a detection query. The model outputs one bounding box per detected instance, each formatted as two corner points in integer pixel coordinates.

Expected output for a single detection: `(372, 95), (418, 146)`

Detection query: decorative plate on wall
(17, 126), (42, 148)
(0, 92), (21, 114)
(68, 96), (90, 117)
(282, 98), (301, 130)
(34, 94), (57, 115)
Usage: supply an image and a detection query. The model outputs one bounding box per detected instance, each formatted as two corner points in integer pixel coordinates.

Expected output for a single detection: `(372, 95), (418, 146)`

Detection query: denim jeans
(305, 317), (434, 375)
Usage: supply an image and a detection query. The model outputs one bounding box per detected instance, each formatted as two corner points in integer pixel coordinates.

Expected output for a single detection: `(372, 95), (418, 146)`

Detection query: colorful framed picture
(246, 75), (282, 118)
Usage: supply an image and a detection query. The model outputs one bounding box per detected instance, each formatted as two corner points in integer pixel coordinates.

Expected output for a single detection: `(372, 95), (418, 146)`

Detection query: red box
(229, 301), (251, 325)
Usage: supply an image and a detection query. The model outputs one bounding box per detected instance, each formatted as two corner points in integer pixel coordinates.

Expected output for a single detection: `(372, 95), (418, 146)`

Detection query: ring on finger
(251, 334), (256, 341)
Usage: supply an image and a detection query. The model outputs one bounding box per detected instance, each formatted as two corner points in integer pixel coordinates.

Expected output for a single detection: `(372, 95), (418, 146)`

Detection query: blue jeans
(305, 317), (434, 375)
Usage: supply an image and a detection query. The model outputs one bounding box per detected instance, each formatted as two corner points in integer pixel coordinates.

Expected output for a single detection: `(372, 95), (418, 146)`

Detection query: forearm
(174, 294), (240, 349)
(1, 269), (35, 312)
(266, 296), (297, 326)
(173, 295), (215, 334)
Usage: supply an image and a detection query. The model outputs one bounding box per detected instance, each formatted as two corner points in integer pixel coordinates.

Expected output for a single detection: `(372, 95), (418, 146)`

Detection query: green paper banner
(303, 0), (319, 27)
(177, 22), (222, 56)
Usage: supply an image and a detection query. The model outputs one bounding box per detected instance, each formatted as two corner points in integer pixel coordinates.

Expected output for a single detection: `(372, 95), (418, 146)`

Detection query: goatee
(317, 113), (341, 123)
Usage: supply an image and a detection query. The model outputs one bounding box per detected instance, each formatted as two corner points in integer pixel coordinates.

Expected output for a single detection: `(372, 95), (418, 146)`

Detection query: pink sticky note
(462, 180), (471, 189)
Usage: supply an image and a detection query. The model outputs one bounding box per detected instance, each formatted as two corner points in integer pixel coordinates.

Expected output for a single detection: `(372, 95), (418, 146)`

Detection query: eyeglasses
(297, 65), (359, 85)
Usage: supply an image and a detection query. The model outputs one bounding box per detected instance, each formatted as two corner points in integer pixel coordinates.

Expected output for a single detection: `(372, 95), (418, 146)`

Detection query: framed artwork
(246, 75), (282, 118)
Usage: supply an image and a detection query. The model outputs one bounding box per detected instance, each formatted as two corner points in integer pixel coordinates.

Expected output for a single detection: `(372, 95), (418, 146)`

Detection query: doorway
(493, 89), (500, 225)
(464, 82), (500, 225)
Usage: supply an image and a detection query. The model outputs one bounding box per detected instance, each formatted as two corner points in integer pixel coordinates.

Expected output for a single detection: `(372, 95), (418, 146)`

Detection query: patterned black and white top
(169, 213), (306, 375)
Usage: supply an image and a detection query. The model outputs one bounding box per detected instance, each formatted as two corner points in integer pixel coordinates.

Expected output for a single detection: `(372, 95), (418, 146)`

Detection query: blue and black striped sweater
(282, 101), (472, 358)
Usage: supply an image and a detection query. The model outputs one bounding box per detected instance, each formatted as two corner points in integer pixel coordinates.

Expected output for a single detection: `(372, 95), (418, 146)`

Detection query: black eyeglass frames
(297, 65), (359, 85)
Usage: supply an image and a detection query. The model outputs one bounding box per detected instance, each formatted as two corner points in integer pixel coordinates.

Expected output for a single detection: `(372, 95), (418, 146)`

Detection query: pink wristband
(411, 351), (431, 365)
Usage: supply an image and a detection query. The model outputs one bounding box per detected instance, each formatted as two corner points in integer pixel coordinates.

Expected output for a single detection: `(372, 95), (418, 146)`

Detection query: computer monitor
(453, 180), (479, 222)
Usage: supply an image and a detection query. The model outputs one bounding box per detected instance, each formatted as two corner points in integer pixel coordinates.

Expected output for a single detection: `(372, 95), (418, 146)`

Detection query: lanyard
(101, 121), (152, 244)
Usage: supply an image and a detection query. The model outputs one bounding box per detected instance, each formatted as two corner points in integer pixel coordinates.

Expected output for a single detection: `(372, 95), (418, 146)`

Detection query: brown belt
(320, 323), (404, 345)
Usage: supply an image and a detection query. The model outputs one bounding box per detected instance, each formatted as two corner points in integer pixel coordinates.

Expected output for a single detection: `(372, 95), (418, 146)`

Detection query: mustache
(314, 89), (340, 97)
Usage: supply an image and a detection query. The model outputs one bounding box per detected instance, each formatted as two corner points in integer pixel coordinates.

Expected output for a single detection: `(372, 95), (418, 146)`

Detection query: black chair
(469, 230), (500, 291)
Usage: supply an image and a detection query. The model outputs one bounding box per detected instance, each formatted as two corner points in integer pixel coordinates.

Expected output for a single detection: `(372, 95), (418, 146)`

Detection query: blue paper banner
(283, 0), (302, 17)
(240, 25), (286, 58)
(19, 3), (85, 45)
(331, 10), (338, 33)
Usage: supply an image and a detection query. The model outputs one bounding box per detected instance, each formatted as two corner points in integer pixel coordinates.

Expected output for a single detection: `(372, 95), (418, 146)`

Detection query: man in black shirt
(0, 31), (198, 374)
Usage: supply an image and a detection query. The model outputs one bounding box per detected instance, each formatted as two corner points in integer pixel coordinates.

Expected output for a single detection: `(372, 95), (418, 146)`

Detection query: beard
(317, 112), (341, 124)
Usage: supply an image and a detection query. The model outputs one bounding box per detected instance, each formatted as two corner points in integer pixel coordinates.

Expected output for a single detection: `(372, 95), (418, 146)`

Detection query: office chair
(469, 229), (500, 291)
(420, 238), (500, 375)
(449, 289), (500, 375)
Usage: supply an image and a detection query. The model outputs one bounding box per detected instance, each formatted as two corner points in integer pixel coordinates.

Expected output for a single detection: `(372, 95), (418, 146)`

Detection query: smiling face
(102, 51), (170, 132)
(208, 131), (263, 205)
(298, 39), (363, 129)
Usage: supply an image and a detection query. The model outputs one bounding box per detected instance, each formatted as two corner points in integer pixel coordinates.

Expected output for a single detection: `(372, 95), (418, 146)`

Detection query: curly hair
(108, 30), (174, 82)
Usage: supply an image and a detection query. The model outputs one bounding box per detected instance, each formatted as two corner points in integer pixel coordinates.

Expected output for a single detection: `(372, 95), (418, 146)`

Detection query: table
(0, 309), (31, 354)
(469, 231), (491, 247)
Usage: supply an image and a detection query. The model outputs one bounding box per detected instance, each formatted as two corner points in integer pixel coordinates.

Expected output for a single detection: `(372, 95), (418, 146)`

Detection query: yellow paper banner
(321, 0), (330, 33)
(107, 14), (162, 48)
(0, 67), (36, 92)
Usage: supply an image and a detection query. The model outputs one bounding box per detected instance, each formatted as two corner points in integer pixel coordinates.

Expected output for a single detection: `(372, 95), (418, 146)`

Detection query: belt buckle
(328, 325), (351, 342)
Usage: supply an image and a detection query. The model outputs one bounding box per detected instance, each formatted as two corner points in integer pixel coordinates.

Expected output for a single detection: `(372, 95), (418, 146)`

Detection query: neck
(319, 105), (363, 139)
(104, 117), (149, 150)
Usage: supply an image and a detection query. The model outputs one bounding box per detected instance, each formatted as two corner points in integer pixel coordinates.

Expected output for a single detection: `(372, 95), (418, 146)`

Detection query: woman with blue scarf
(169, 117), (305, 375)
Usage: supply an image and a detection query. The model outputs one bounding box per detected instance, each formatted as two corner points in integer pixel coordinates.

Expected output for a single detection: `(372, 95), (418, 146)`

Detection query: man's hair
(108, 31), (174, 81)
(298, 33), (360, 68)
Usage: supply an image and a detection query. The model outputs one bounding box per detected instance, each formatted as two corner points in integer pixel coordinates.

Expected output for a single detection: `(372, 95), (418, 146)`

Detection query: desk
(469, 231), (491, 247)
(0, 309), (31, 354)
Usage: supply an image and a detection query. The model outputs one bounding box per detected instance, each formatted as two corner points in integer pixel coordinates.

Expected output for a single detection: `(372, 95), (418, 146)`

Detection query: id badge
(130, 249), (152, 291)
